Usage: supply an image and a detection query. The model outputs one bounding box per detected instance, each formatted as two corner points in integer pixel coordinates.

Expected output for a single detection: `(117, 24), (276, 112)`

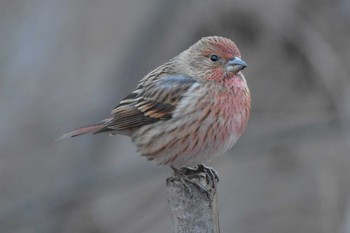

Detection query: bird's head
(179, 36), (247, 82)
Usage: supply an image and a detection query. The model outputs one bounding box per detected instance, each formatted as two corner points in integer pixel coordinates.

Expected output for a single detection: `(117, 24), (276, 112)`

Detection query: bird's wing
(101, 75), (197, 131)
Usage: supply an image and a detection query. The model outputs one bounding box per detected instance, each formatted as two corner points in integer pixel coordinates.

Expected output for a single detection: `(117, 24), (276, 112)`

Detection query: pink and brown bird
(61, 36), (250, 169)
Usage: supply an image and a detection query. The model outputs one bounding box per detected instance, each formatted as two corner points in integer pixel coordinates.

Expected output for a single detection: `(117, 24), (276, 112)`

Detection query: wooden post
(166, 165), (220, 233)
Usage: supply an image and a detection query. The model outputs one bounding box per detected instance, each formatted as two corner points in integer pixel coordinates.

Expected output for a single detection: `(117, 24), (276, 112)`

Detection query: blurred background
(1, 0), (350, 232)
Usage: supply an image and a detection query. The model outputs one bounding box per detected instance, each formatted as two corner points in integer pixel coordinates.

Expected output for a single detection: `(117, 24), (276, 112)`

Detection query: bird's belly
(132, 102), (246, 168)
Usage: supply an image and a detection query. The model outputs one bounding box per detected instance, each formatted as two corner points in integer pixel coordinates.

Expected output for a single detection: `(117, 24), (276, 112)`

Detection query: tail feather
(58, 118), (113, 140)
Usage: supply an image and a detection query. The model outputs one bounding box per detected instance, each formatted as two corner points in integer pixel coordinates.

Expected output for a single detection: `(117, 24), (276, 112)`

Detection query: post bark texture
(166, 166), (220, 233)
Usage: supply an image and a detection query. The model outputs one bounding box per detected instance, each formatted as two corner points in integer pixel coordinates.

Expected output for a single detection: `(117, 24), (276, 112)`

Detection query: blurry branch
(292, 19), (350, 151)
(266, 15), (350, 148)
(297, 20), (349, 107)
(167, 165), (220, 233)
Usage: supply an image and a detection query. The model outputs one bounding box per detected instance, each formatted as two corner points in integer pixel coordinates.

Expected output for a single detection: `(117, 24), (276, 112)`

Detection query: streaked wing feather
(104, 75), (196, 131)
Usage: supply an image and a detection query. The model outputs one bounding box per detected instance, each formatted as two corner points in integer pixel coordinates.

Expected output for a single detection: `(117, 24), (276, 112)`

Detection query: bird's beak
(226, 57), (247, 73)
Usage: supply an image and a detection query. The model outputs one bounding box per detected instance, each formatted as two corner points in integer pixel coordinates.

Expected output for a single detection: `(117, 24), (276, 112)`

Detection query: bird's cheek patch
(212, 68), (225, 80)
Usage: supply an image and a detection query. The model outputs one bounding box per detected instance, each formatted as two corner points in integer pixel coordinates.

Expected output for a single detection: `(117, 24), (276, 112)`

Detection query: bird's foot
(170, 164), (219, 201)
(196, 164), (219, 185)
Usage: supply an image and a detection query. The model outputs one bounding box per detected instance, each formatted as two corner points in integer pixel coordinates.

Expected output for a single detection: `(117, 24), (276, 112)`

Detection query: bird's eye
(210, 54), (219, 62)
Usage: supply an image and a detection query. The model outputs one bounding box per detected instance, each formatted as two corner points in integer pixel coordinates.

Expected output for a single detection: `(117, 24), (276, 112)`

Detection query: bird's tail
(58, 118), (112, 140)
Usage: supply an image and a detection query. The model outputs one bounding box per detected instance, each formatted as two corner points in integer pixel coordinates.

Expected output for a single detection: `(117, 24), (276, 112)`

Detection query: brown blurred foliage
(0, 0), (349, 232)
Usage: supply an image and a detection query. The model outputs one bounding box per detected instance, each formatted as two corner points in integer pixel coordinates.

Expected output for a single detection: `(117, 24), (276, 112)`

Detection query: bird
(61, 36), (251, 169)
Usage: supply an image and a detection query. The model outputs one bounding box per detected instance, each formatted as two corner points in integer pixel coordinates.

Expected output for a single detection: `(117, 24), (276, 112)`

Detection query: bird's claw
(196, 164), (219, 185)
(170, 164), (219, 201)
